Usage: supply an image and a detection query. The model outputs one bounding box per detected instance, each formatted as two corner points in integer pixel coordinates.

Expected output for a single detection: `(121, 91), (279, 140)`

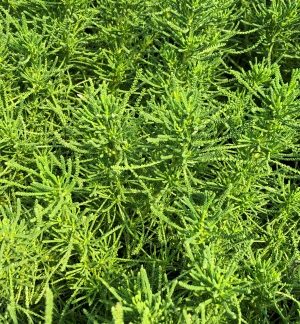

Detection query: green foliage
(0, 0), (300, 322)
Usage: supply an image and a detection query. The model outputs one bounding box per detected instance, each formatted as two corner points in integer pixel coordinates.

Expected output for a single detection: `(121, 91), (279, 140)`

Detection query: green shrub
(0, 0), (300, 323)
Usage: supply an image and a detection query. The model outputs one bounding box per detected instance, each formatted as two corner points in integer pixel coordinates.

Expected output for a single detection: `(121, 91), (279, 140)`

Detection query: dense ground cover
(0, 0), (300, 322)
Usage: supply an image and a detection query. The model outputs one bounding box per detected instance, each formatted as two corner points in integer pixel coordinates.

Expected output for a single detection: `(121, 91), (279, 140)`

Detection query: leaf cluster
(0, 0), (300, 323)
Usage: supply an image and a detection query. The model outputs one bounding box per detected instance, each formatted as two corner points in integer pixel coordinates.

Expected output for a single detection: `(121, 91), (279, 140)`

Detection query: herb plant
(0, 0), (300, 323)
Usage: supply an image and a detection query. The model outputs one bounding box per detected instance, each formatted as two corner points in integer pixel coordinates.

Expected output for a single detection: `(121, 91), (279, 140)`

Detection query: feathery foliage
(0, 0), (300, 322)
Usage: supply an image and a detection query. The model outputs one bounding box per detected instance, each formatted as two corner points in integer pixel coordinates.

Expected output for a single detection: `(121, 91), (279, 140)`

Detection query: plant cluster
(0, 0), (300, 323)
